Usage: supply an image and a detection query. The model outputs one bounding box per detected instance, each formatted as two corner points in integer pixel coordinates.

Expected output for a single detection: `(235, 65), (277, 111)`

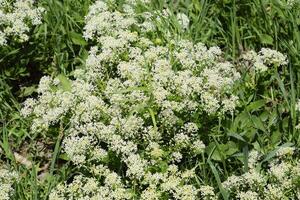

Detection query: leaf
(268, 110), (278, 127)
(208, 160), (229, 200)
(232, 111), (249, 130)
(262, 143), (293, 163)
(211, 150), (222, 161)
(57, 74), (71, 92)
(58, 153), (69, 161)
(227, 132), (247, 142)
(271, 130), (281, 144)
(207, 142), (233, 161)
(260, 111), (269, 122)
(0, 48), (20, 62)
(274, 71), (290, 108)
(260, 34), (273, 45)
(253, 141), (261, 152)
(70, 32), (87, 46)
(246, 99), (266, 112)
(148, 108), (157, 128)
(252, 116), (266, 132)
(242, 145), (249, 172)
(244, 129), (257, 141)
(158, 161), (169, 173)
(19, 85), (37, 97)
(207, 143), (222, 161)
(225, 141), (239, 156)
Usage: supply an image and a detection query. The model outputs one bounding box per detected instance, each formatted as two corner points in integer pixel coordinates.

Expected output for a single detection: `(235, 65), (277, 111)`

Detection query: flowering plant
(0, 0), (44, 45)
(21, 1), (242, 199)
(223, 146), (300, 200)
(18, 0), (297, 200)
(0, 168), (18, 200)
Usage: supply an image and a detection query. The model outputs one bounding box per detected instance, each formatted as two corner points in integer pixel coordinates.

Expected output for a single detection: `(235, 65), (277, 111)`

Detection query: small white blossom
(176, 13), (189, 29)
(0, 169), (18, 200)
(0, 0), (44, 45)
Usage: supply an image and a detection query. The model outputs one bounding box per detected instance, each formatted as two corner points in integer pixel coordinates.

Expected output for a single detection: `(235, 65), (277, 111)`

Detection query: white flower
(0, 0), (44, 45)
(148, 142), (164, 159)
(192, 140), (206, 154)
(296, 99), (300, 111)
(276, 146), (295, 157)
(140, 187), (160, 200)
(287, 0), (298, 7)
(237, 191), (259, 200)
(49, 175), (131, 200)
(171, 152), (183, 162)
(248, 150), (260, 169)
(125, 154), (147, 179)
(269, 162), (292, 180)
(199, 185), (216, 199)
(176, 13), (189, 29)
(0, 169), (18, 200)
(63, 135), (94, 165)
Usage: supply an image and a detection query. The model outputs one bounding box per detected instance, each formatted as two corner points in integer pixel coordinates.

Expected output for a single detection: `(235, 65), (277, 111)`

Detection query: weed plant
(0, 0), (300, 199)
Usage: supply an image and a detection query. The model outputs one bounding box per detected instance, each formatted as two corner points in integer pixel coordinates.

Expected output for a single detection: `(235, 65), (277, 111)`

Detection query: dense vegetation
(1, 0), (300, 199)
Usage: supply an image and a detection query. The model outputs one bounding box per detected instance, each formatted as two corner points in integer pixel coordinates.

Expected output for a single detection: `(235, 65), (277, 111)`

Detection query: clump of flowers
(49, 173), (132, 200)
(0, 0), (44, 45)
(223, 146), (300, 200)
(284, 0), (299, 8)
(0, 168), (18, 200)
(242, 48), (287, 72)
(21, 0), (295, 199)
(176, 12), (190, 29)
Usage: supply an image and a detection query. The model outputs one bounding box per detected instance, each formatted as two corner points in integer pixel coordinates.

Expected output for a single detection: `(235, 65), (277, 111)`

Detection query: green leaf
(244, 129), (257, 141)
(268, 110), (278, 128)
(58, 153), (69, 161)
(225, 141), (239, 156)
(19, 85), (37, 97)
(260, 34), (273, 45)
(274, 71), (290, 108)
(232, 111), (250, 130)
(211, 150), (222, 161)
(70, 32), (87, 46)
(260, 111), (269, 122)
(243, 145), (249, 172)
(246, 99), (266, 112)
(252, 116), (266, 132)
(158, 161), (169, 173)
(208, 160), (229, 200)
(57, 74), (72, 92)
(207, 143), (222, 161)
(271, 130), (281, 144)
(227, 132), (247, 143)
(148, 108), (157, 128)
(262, 143), (293, 163)
(0, 48), (20, 62)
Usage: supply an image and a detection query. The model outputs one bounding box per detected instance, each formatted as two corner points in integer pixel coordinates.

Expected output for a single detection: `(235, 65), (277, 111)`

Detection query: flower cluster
(49, 173), (131, 200)
(242, 48), (287, 72)
(285, 0), (299, 8)
(0, 0), (44, 45)
(176, 13), (190, 29)
(0, 168), (18, 200)
(19, 0), (254, 199)
(223, 146), (300, 200)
